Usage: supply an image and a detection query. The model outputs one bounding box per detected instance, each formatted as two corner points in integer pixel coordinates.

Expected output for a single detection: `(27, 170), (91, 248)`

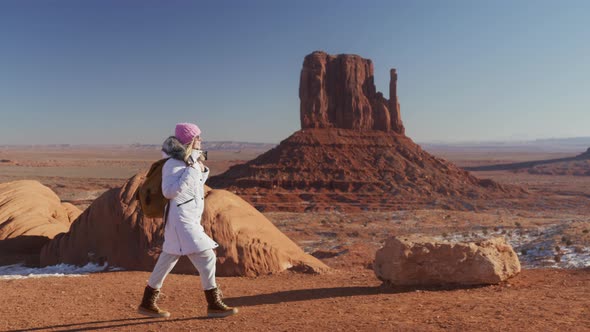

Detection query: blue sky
(0, 0), (588, 144)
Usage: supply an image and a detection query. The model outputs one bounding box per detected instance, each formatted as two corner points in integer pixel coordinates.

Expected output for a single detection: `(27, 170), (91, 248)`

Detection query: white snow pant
(147, 249), (217, 291)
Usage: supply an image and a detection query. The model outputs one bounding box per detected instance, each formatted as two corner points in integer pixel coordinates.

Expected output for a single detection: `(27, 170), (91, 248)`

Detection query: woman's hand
(191, 136), (202, 150)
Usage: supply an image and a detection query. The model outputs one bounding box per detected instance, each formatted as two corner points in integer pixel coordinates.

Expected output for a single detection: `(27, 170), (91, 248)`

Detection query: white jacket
(161, 150), (218, 255)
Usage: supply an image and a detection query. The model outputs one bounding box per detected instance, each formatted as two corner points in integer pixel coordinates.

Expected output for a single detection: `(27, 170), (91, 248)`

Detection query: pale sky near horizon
(0, 0), (589, 145)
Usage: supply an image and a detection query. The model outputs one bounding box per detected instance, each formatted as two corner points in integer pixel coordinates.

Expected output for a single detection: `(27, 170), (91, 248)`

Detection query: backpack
(136, 158), (170, 218)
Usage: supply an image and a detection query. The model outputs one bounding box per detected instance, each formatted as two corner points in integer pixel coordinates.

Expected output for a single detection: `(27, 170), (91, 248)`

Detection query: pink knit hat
(175, 122), (201, 145)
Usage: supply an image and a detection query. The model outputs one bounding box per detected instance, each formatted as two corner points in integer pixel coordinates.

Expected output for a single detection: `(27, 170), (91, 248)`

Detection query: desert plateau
(1, 141), (590, 331)
(2, 51), (590, 331)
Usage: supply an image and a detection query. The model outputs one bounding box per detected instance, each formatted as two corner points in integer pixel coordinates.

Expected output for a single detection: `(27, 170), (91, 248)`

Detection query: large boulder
(40, 173), (329, 276)
(374, 235), (521, 286)
(0, 180), (81, 254)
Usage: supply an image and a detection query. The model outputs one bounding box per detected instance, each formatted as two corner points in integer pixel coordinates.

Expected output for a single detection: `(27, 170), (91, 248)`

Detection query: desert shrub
(555, 246), (560, 252)
(554, 255), (561, 263)
(566, 239), (573, 246)
(347, 231), (360, 237)
(520, 249), (527, 255)
(583, 229), (589, 234)
(515, 222), (522, 228)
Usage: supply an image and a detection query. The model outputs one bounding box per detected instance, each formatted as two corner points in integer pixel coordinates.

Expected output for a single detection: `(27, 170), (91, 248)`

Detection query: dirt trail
(1, 268), (588, 331)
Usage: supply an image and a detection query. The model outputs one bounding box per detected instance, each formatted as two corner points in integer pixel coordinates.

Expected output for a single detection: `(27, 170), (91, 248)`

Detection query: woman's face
(192, 135), (202, 150)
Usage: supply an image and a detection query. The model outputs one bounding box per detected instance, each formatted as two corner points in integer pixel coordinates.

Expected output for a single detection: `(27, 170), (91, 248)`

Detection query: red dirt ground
(0, 268), (589, 332)
(1, 146), (590, 331)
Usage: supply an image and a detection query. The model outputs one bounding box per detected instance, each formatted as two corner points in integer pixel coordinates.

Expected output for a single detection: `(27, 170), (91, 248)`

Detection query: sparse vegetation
(347, 231), (360, 237)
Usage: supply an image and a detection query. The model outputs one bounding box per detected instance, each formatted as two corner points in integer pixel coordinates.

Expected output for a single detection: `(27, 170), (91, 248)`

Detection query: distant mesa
(0, 181), (81, 257)
(40, 173), (328, 276)
(578, 147), (590, 159)
(208, 51), (522, 212)
(465, 146), (590, 176)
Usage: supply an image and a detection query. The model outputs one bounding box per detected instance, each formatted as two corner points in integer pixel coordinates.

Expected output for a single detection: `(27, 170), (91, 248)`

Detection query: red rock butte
(208, 51), (523, 212)
(299, 51), (404, 134)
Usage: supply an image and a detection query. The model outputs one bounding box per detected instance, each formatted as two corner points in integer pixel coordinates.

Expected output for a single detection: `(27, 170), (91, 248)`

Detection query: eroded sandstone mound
(208, 51), (522, 212)
(374, 235), (521, 286)
(0, 180), (81, 254)
(40, 173), (328, 276)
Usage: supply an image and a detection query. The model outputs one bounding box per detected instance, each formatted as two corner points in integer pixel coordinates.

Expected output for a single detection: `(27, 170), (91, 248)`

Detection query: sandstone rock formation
(299, 51), (404, 134)
(40, 172), (328, 276)
(209, 51), (522, 212)
(373, 235), (521, 286)
(209, 128), (514, 211)
(0, 180), (81, 254)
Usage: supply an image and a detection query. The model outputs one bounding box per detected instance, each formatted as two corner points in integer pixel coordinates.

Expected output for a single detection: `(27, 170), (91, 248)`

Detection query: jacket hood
(162, 136), (187, 161)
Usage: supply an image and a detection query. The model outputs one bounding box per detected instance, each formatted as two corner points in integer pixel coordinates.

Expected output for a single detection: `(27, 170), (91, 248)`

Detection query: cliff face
(299, 51), (404, 134)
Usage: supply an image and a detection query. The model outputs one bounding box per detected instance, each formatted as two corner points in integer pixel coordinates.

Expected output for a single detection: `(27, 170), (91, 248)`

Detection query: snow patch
(0, 262), (124, 280)
(432, 226), (590, 269)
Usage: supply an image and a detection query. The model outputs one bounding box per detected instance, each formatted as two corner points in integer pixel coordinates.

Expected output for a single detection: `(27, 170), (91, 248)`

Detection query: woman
(138, 122), (238, 318)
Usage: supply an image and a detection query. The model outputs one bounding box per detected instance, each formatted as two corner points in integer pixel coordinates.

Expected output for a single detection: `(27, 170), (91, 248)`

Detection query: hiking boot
(138, 285), (171, 318)
(204, 287), (238, 318)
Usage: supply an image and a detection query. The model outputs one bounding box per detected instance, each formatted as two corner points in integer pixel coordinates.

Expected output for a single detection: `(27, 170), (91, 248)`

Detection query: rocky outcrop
(373, 236), (521, 286)
(209, 51), (522, 212)
(201, 189), (328, 275)
(208, 127), (519, 212)
(0, 181), (81, 254)
(40, 173), (328, 276)
(299, 51), (404, 134)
